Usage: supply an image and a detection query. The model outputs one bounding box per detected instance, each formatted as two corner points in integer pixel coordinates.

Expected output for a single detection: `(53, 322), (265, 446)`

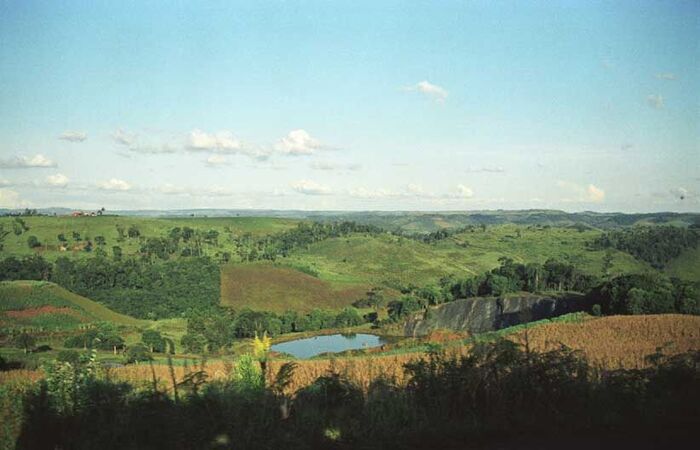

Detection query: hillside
(220, 263), (372, 312)
(0, 280), (142, 330)
(664, 246), (700, 282)
(507, 314), (700, 369)
(0, 215), (300, 260)
(283, 225), (650, 289)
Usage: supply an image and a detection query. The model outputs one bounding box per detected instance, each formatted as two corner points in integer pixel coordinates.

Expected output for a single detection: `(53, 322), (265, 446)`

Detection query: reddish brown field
(507, 314), (700, 369)
(4, 306), (87, 321)
(221, 263), (369, 312)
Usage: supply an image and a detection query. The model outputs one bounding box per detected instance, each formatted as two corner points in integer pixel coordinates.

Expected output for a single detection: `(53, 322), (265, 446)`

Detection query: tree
(112, 246), (123, 260)
(181, 333), (207, 353)
(27, 235), (41, 248)
(142, 330), (166, 353)
(334, 307), (364, 327)
(57, 233), (67, 243)
(602, 250), (614, 279)
(14, 332), (36, 354)
(127, 225), (140, 239)
(124, 344), (151, 364)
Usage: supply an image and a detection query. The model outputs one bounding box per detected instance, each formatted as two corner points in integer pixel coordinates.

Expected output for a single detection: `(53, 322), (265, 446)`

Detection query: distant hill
(0, 280), (142, 330)
(3, 209), (698, 232)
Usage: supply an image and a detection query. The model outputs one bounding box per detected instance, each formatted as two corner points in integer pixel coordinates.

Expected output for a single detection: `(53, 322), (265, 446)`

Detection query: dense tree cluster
(590, 225), (699, 268)
(588, 273), (699, 315)
(408, 257), (599, 306)
(0, 255), (219, 319)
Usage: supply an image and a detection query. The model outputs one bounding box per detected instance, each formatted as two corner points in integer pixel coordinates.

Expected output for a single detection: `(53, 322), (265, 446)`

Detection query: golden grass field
(2, 315), (699, 393)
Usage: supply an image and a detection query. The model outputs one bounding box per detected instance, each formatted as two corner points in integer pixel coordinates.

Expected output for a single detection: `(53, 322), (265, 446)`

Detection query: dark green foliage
(591, 225), (699, 269)
(50, 256), (220, 318)
(64, 324), (125, 351)
(56, 350), (81, 365)
(387, 295), (425, 321)
(588, 273), (700, 315)
(124, 343), (151, 363)
(141, 330), (166, 353)
(0, 255), (52, 281)
(13, 332), (36, 353)
(26, 235), (41, 248)
(180, 333), (207, 353)
(436, 257), (599, 304)
(333, 307), (364, 327)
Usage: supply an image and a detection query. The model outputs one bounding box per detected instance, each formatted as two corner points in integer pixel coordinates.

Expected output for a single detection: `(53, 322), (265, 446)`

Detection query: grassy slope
(221, 225), (651, 312)
(0, 215), (299, 260)
(221, 263), (372, 312)
(0, 280), (143, 329)
(664, 246), (700, 282)
(285, 224), (651, 287)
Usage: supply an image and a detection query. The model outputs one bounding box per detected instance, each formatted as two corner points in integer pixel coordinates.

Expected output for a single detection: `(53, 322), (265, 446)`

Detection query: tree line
(590, 225), (699, 269)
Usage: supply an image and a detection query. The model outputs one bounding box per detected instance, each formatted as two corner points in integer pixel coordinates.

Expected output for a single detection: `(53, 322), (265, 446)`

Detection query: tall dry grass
(2, 314), (698, 392)
(507, 314), (700, 369)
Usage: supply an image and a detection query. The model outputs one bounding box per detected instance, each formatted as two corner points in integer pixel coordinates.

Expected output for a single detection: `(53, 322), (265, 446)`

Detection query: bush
(124, 344), (151, 364)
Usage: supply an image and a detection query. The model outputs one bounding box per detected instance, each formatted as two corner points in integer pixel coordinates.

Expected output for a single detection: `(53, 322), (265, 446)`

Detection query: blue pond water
(271, 333), (386, 359)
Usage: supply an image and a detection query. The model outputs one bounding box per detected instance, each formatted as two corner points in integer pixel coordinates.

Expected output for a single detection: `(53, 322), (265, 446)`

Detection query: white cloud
(348, 187), (397, 199)
(187, 129), (241, 152)
(647, 94), (665, 110)
(276, 129), (324, 155)
(0, 189), (29, 208)
(405, 80), (448, 102)
(59, 131), (87, 142)
(586, 184), (605, 202)
(46, 173), (69, 188)
(0, 154), (57, 169)
(0, 179), (12, 187)
(206, 154), (230, 167)
(112, 129), (137, 146)
(155, 184), (233, 197)
(454, 184), (474, 198)
(310, 161), (361, 171)
(655, 73), (676, 80)
(291, 179), (332, 195)
(557, 181), (605, 203)
(129, 144), (178, 154)
(97, 178), (132, 191)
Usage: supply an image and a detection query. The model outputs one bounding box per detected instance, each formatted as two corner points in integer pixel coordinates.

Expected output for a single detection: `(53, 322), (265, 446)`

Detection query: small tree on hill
(14, 332), (36, 354)
(27, 235), (41, 249)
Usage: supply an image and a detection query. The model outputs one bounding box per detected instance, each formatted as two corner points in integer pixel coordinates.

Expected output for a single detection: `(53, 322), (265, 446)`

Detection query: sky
(0, 0), (698, 212)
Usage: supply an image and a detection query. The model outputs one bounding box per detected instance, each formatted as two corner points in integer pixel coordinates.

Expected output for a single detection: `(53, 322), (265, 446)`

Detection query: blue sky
(0, 0), (698, 211)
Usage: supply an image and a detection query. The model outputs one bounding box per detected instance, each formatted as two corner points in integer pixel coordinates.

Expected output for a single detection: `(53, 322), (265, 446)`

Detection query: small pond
(271, 333), (387, 359)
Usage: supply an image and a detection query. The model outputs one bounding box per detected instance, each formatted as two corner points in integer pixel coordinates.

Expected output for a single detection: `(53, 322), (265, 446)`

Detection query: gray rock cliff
(403, 293), (589, 337)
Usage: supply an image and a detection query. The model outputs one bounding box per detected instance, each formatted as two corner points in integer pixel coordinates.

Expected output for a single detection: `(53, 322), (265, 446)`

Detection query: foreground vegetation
(1, 339), (697, 449)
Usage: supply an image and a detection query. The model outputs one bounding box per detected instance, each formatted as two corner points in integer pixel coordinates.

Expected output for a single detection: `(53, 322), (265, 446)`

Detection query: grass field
(0, 280), (143, 330)
(282, 224), (651, 287)
(0, 215), (299, 260)
(664, 246), (700, 282)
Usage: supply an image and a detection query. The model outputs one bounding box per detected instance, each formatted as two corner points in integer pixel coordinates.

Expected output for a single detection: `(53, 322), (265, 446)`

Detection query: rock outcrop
(403, 292), (589, 337)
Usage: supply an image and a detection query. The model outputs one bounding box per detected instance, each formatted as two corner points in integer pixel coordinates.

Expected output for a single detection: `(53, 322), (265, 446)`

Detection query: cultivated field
(0, 280), (143, 330)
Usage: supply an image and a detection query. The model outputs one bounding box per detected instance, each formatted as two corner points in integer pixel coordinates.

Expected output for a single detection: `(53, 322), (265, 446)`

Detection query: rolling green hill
(283, 225), (651, 288)
(221, 224), (653, 312)
(0, 215), (300, 260)
(665, 246), (700, 282)
(0, 280), (143, 330)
